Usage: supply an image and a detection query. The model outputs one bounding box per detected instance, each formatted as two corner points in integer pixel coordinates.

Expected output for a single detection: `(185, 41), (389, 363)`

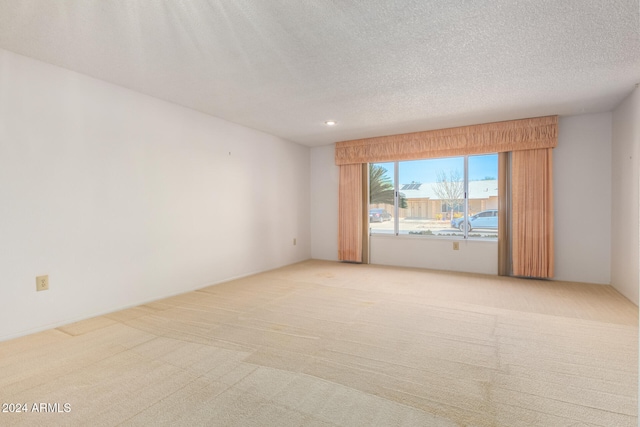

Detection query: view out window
(466, 154), (498, 239)
(369, 162), (396, 235)
(398, 157), (464, 236)
(369, 154), (498, 239)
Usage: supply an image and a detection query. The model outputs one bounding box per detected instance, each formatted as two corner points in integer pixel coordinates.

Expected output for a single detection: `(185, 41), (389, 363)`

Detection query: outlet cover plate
(36, 275), (49, 291)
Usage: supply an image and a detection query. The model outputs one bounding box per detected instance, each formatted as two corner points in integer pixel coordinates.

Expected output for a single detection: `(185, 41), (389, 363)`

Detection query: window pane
(398, 157), (465, 237)
(466, 154), (498, 239)
(369, 162), (395, 234)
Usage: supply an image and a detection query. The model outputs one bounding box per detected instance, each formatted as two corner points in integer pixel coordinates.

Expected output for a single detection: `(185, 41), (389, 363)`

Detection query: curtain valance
(335, 116), (557, 165)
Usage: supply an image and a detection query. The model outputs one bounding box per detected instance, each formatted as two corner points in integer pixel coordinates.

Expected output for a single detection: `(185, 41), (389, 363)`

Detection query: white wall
(611, 87), (639, 305)
(0, 49), (311, 341)
(370, 236), (497, 275)
(310, 144), (339, 261)
(554, 113), (612, 284)
(310, 114), (615, 282)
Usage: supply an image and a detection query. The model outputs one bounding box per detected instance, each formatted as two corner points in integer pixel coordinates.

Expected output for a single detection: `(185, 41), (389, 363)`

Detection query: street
(369, 219), (498, 238)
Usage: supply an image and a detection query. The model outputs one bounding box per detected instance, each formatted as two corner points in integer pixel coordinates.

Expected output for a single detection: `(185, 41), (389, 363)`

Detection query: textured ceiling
(0, 1), (638, 146)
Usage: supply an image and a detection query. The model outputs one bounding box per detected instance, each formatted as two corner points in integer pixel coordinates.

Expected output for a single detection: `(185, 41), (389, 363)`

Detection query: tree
(432, 170), (464, 220)
(369, 165), (407, 208)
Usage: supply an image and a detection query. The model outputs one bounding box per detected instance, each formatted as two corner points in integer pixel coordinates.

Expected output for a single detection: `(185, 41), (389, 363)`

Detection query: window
(397, 157), (464, 236)
(369, 154), (498, 239)
(441, 202), (463, 213)
(467, 154), (498, 239)
(368, 162), (396, 235)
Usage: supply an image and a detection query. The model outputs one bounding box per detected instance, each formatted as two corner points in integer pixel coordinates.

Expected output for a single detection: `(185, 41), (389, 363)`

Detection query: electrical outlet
(453, 242), (460, 251)
(293, 238), (297, 246)
(36, 275), (49, 291)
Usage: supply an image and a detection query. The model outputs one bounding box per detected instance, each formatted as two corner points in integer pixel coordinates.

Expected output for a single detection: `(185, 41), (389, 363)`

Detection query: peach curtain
(497, 152), (510, 276)
(335, 116), (557, 165)
(338, 164), (364, 262)
(511, 148), (554, 278)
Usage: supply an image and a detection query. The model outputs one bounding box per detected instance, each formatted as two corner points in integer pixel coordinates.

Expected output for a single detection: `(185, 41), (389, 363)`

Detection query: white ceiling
(0, 1), (638, 147)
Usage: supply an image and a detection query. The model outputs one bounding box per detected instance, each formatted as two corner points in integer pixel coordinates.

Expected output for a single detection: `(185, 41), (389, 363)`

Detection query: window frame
(369, 154), (498, 240)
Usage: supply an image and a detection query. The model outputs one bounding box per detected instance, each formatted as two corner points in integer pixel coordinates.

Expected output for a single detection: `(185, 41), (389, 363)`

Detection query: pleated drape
(511, 148), (554, 278)
(497, 152), (511, 276)
(338, 164), (364, 262)
(335, 116), (557, 165)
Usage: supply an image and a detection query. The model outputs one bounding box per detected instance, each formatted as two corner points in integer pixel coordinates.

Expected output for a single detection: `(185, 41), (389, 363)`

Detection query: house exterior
(371, 179), (498, 220)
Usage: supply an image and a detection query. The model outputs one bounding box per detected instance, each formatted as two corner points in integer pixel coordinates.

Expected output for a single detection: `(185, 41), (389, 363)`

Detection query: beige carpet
(0, 260), (637, 426)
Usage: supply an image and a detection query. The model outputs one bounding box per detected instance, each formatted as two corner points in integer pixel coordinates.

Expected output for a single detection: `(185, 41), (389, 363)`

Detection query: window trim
(369, 154), (498, 240)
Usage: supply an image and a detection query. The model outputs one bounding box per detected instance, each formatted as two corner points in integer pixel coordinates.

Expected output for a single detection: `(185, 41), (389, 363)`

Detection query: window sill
(370, 233), (498, 243)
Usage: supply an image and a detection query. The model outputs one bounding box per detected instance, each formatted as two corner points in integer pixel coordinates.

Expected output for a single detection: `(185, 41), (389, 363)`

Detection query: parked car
(451, 209), (498, 231)
(369, 208), (391, 223)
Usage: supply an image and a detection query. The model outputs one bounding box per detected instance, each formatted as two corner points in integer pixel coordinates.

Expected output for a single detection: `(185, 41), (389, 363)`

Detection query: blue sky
(375, 154), (498, 184)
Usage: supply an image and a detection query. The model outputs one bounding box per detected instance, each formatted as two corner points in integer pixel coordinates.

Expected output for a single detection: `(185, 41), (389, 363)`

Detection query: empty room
(1, 2), (639, 426)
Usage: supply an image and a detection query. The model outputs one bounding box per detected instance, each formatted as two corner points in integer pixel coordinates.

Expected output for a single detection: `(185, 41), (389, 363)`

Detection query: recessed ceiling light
(324, 120), (337, 126)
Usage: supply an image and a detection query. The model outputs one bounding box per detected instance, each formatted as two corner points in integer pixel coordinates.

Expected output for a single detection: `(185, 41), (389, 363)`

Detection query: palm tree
(369, 165), (407, 208)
